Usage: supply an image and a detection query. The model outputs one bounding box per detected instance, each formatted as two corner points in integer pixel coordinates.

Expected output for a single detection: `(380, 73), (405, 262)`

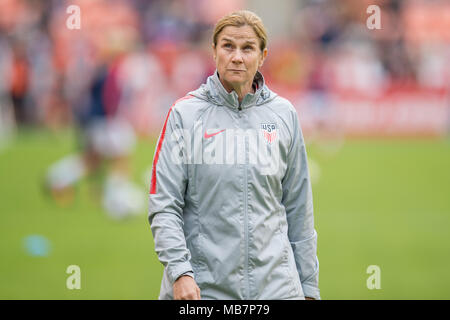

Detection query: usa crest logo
(261, 123), (277, 144)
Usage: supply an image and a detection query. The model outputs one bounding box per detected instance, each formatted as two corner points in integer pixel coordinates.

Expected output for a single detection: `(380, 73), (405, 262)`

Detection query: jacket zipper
(244, 159), (250, 299)
(239, 106), (250, 299)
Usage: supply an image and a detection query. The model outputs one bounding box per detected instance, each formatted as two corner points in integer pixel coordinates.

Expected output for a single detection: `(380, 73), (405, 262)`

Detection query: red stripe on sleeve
(149, 95), (193, 194)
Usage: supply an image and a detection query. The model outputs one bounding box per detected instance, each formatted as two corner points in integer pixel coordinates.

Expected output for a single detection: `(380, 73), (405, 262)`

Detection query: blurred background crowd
(0, 0), (449, 140)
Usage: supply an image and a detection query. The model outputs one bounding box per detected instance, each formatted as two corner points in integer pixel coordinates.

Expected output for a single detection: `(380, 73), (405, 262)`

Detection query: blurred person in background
(148, 10), (320, 300)
(0, 34), (15, 148)
(45, 31), (146, 220)
(9, 39), (30, 126)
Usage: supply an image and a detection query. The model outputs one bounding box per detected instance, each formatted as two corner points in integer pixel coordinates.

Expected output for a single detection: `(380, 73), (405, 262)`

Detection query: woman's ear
(259, 48), (268, 68)
(212, 43), (216, 61)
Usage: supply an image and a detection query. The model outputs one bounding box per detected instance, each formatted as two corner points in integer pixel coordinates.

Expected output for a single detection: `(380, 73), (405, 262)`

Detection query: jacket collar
(206, 70), (271, 110)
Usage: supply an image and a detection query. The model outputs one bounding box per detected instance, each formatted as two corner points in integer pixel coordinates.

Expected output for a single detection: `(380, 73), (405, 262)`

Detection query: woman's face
(213, 25), (267, 90)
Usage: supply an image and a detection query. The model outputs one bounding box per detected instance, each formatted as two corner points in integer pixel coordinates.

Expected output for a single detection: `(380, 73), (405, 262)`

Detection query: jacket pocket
(280, 232), (304, 298)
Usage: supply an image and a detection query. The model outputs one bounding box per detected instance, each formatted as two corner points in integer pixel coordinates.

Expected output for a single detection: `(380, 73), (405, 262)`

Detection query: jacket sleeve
(148, 106), (193, 285)
(281, 107), (320, 300)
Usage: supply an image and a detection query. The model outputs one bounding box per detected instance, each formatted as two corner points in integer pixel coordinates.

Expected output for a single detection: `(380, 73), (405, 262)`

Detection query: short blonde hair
(213, 10), (268, 52)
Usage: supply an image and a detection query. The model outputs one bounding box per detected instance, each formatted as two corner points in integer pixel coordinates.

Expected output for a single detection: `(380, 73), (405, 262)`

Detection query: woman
(149, 10), (320, 300)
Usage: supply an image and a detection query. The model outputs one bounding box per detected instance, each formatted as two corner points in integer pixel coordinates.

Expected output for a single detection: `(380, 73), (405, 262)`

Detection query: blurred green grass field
(1, 129), (449, 299)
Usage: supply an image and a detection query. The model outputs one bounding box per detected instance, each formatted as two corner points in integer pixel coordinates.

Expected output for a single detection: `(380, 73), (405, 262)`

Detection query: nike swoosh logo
(204, 129), (226, 139)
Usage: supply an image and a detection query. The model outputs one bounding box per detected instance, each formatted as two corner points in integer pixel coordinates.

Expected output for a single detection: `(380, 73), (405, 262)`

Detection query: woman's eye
(224, 43), (232, 48)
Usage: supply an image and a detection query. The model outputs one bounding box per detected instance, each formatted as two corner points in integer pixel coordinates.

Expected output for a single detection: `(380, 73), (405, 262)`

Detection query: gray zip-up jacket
(148, 70), (320, 300)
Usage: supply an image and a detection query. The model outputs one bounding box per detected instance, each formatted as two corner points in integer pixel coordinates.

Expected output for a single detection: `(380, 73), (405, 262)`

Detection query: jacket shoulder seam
(171, 94), (200, 112)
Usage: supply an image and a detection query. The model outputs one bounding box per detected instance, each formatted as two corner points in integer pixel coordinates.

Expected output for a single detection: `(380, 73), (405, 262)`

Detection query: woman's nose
(231, 50), (244, 63)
